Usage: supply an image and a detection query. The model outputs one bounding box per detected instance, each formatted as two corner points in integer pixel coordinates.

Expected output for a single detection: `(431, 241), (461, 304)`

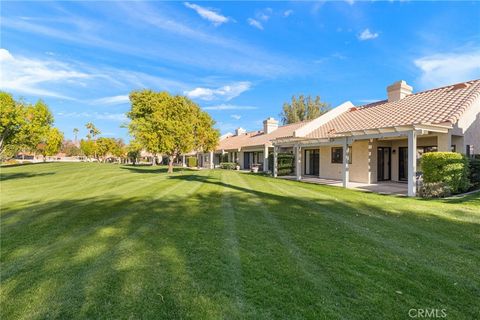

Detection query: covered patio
(273, 123), (455, 197)
(279, 176), (408, 196)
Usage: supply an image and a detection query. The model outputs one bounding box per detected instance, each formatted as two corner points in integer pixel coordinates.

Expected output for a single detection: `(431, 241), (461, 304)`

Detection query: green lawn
(1, 163), (479, 319)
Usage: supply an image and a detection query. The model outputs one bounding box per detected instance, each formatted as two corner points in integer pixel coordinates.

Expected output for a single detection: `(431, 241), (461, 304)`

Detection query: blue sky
(1, 1), (479, 141)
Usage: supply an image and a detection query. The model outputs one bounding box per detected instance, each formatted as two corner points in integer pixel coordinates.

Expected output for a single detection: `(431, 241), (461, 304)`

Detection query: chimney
(387, 80), (413, 102)
(235, 127), (246, 136)
(263, 117), (279, 134)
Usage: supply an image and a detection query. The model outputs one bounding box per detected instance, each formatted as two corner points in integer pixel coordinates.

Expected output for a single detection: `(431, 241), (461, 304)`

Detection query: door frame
(304, 149), (320, 176)
(399, 147), (408, 181)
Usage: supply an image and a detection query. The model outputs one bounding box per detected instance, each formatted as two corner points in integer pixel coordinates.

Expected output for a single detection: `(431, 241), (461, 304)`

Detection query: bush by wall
(220, 162), (237, 170)
(420, 152), (470, 195)
(469, 157), (480, 190)
(187, 157), (197, 168)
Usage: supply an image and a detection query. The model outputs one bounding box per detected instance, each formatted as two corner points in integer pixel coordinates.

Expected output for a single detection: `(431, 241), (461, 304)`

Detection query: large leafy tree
(0, 92), (25, 154)
(22, 100), (54, 153)
(128, 90), (219, 173)
(127, 139), (143, 165)
(280, 95), (330, 124)
(0, 92), (55, 158)
(80, 139), (96, 160)
(36, 128), (64, 160)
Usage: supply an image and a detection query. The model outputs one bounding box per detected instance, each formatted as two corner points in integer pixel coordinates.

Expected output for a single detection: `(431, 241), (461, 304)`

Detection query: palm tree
(85, 122), (101, 160)
(73, 128), (79, 143)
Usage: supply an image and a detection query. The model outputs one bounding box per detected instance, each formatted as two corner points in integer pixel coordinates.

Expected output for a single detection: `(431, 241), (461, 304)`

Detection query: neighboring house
(271, 79), (480, 196)
(198, 118), (310, 171)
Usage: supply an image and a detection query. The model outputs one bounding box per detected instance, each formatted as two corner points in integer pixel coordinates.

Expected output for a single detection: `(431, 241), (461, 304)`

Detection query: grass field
(1, 163), (479, 319)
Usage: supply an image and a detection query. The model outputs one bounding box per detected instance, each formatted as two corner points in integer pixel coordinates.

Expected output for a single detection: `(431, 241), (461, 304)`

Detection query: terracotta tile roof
(216, 120), (310, 151)
(243, 120), (310, 147)
(306, 79), (480, 139)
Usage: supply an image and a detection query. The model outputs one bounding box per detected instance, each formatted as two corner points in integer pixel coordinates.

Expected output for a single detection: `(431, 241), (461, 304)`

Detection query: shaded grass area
(1, 163), (479, 319)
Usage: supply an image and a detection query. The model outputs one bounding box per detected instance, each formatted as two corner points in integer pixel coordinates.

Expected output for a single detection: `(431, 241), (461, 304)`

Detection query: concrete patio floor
(279, 175), (408, 196)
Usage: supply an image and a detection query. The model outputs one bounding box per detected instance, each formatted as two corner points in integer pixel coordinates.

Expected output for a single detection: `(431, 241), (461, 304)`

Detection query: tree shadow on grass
(1, 173), (479, 319)
(0, 172), (55, 181)
(120, 165), (195, 174)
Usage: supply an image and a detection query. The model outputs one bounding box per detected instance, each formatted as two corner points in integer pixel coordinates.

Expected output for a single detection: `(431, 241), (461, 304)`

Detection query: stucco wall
(349, 140), (370, 183)
(319, 146), (342, 180)
(452, 97), (480, 154)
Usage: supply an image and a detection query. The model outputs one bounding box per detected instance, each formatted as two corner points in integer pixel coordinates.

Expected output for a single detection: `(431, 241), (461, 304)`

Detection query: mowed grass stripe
(0, 164), (479, 319)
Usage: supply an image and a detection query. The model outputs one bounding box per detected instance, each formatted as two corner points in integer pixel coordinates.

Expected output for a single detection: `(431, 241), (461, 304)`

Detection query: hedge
(220, 162), (237, 170)
(268, 152), (294, 176)
(187, 157), (197, 168)
(420, 152), (470, 194)
(469, 157), (480, 190)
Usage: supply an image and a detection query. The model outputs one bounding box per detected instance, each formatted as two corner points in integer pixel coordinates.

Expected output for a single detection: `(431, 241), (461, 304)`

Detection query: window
(331, 147), (352, 164)
(466, 145), (472, 158)
(331, 147), (342, 163)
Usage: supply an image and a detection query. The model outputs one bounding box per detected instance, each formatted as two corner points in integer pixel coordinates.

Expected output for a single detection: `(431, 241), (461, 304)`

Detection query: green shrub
(220, 162), (237, 170)
(187, 157), (197, 168)
(267, 152), (294, 176)
(421, 152), (470, 195)
(469, 157), (480, 190)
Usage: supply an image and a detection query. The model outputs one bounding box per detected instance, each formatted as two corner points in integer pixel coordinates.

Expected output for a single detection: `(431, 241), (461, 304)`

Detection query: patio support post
(273, 146), (278, 177)
(182, 155), (186, 167)
(407, 130), (417, 197)
(209, 151), (214, 169)
(295, 144), (302, 180)
(342, 137), (350, 188)
(263, 144), (269, 172)
(367, 139), (373, 184)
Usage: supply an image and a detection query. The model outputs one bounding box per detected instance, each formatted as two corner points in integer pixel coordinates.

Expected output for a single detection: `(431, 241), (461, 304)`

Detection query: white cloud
(247, 18), (263, 30)
(57, 111), (128, 122)
(414, 49), (480, 88)
(283, 10), (294, 17)
(230, 114), (242, 120)
(358, 28), (379, 41)
(184, 2), (229, 26)
(0, 48), (89, 99)
(203, 104), (257, 111)
(91, 95), (130, 105)
(345, 0), (355, 5)
(184, 81), (251, 101)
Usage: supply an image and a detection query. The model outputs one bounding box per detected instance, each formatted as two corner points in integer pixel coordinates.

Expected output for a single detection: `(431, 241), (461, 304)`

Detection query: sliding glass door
(304, 149), (320, 176)
(377, 147), (391, 181)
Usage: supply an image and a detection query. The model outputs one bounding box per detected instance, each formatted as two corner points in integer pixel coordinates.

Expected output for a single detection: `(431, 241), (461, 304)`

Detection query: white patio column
(437, 132), (451, 152)
(295, 144), (302, 180)
(367, 139), (373, 184)
(407, 130), (417, 197)
(342, 138), (350, 188)
(209, 151), (214, 169)
(273, 146), (278, 177)
(182, 155), (186, 167)
(263, 144), (269, 172)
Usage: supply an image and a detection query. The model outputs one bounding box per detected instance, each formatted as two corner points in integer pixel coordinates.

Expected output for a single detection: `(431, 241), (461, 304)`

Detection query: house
(196, 79), (479, 197)
(271, 79), (480, 196)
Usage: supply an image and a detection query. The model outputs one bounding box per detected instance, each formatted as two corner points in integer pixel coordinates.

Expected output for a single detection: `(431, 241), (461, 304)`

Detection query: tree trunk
(168, 156), (174, 173)
(151, 155), (156, 166)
